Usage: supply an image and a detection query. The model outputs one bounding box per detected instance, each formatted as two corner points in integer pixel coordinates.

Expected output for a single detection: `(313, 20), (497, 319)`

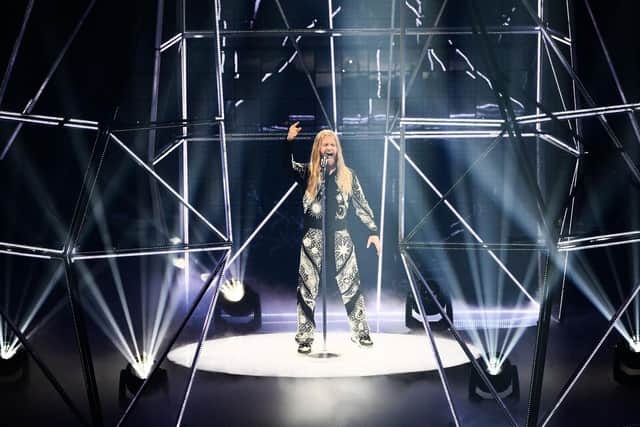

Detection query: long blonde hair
(306, 130), (352, 200)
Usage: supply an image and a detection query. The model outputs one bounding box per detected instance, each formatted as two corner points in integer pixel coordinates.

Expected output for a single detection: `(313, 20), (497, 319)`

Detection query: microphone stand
(311, 154), (339, 359)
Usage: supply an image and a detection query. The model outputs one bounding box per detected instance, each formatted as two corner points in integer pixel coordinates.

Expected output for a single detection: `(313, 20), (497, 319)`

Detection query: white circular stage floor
(168, 332), (481, 378)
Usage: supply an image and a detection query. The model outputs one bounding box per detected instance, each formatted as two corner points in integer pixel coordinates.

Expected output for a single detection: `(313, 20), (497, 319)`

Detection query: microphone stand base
(308, 351), (340, 359)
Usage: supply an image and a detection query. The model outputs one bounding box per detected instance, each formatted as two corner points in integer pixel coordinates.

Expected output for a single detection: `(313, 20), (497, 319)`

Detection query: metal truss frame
(0, 1), (235, 426)
(2, 0), (640, 426)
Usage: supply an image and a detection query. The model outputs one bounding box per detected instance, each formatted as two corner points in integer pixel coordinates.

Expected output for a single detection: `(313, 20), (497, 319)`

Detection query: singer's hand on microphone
(287, 121), (302, 141)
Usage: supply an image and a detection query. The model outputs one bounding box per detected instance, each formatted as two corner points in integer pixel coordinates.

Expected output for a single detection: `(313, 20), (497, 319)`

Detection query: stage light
(405, 279), (453, 331)
(131, 352), (153, 380)
(169, 236), (182, 245)
(0, 347), (28, 384)
(1, 343), (18, 360)
(172, 257), (186, 269)
(468, 357), (520, 401)
(214, 278), (261, 333)
(613, 338), (640, 386)
(118, 357), (168, 407)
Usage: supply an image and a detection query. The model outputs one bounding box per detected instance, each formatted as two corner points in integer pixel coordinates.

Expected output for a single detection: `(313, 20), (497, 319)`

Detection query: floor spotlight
(613, 337), (640, 386)
(469, 357), (519, 401)
(172, 257), (186, 269)
(0, 346), (29, 384)
(118, 354), (168, 406)
(405, 279), (453, 331)
(214, 278), (261, 333)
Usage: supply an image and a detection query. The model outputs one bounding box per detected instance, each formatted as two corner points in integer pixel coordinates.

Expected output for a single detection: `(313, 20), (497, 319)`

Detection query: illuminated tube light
(0, 249), (54, 260)
(152, 139), (183, 166)
(559, 230), (640, 245)
(400, 118), (504, 127)
(0, 114), (58, 126)
(160, 33), (182, 52)
(0, 242), (63, 254)
(109, 133), (228, 241)
(538, 134), (580, 156)
(558, 231), (640, 252)
(69, 118), (99, 125)
(389, 138), (539, 308)
(550, 33), (572, 46)
(71, 245), (230, 261)
(517, 102), (640, 124)
(63, 123), (99, 130)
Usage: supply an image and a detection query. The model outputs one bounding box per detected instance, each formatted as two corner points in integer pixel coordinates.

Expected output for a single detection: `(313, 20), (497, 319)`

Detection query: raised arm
(283, 121), (307, 184)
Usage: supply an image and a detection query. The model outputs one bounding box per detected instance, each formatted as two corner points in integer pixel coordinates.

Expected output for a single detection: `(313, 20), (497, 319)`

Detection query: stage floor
(167, 332), (482, 377)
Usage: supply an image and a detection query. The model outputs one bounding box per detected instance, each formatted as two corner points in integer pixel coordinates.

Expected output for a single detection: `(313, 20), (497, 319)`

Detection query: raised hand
(287, 121), (302, 141)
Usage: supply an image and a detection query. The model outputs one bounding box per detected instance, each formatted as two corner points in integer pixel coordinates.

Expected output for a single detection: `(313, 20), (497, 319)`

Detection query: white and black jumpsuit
(283, 140), (379, 345)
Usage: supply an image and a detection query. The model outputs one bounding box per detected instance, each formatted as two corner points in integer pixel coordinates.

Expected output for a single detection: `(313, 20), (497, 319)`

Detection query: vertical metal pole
(148, 0), (165, 157)
(179, 0), (191, 303)
(535, 0), (545, 304)
(384, 0), (396, 134)
(327, 0), (338, 129)
(378, 0), (395, 333)
(375, 137), (389, 332)
(213, 0), (233, 240)
(398, 5), (406, 243)
(557, 0), (582, 320)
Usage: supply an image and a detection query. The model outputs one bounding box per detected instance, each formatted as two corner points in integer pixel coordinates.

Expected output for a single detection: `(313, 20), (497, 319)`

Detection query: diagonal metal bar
(404, 128), (506, 242)
(541, 37), (578, 150)
(403, 252), (520, 427)
(0, 302), (90, 427)
(518, 0), (640, 185)
(539, 281), (640, 427)
(388, 0), (449, 132)
(0, 0), (35, 107)
(390, 137), (539, 307)
(117, 251), (229, 427)
(0, 0), (97, 160)
(109, 132), (228, 242)
(400, 252), (461, 427)
(584, 0), (640, 147)
(175, 253), (229, 425)
(273, 0), (334, 128)
(62, 128), (109, 427)
(225, 183), (298, 269)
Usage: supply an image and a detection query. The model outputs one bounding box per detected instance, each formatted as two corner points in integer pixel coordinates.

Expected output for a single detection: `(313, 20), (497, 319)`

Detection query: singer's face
(319, 136), (337, 168)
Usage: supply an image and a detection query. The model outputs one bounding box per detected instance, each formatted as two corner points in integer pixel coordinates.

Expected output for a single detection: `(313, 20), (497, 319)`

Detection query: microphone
(320, 153), (328, 168)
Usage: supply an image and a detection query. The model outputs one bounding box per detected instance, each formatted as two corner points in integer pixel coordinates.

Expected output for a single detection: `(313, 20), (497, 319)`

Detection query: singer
(285, 122), (381, 354)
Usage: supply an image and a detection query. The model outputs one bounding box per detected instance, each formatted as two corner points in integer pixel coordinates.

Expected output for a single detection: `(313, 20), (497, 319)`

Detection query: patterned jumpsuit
(283, 140), (379, 345)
